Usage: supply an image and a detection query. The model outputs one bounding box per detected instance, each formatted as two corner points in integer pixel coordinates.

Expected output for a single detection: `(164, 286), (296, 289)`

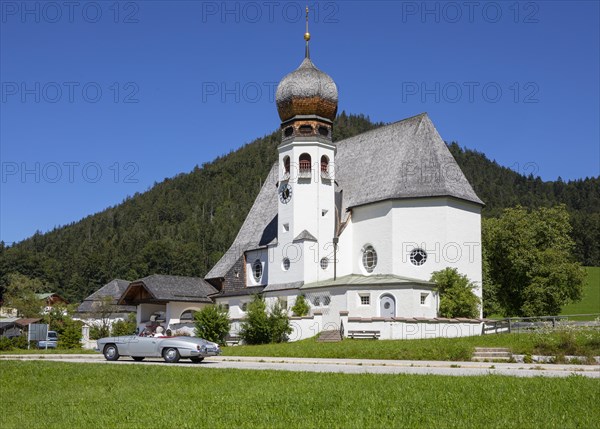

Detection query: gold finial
(304, 6), (311, 41)
(304, 6), (311, 58)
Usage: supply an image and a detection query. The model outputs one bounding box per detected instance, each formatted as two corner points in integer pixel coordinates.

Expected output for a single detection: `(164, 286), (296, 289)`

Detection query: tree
(194, 305), (230, 345)
(291, 294), (310, 316)
(483, 205), (585, 317)
(89, 296), (116, 339)
(2, 273), (45, 318)
(58, 318), (83, 349)
(431, 268), (480, 319)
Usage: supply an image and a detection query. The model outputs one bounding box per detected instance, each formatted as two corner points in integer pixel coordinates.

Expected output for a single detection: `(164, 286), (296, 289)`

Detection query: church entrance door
(380, 295), (395, 318)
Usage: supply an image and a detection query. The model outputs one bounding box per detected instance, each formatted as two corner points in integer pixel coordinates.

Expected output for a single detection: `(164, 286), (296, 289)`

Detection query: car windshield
(48, 332), (57, 339)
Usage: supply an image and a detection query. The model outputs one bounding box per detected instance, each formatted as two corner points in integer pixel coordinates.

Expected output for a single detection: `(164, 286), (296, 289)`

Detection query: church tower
(273, 8), (338, 283)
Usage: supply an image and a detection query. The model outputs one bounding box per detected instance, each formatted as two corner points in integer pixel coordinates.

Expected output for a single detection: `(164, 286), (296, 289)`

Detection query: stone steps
(472, 347), (512, 362)
(317, 330), (342, 343)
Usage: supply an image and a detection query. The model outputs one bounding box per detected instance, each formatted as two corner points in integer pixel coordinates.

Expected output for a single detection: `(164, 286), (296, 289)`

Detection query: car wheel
(189, 357), (204, 363)
(162, 347), (180, 363)
(132, 356), (145, 362)
(103, 344), (120, 361)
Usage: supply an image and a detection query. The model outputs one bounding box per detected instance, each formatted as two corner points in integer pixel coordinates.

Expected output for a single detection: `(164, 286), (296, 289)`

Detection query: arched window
(180, 310), (196, 321)
(320, 155), (329, 174)
(283, 156), (290, 174)
(299, 153), (311, 175)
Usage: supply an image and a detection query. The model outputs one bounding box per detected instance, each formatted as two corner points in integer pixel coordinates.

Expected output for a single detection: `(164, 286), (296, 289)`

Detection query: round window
(320, 257), (329, 270)
(384, 302), (391, 310)
(410, 248), (427, 266)
(362, 245), (377, 273)
(253, 259), (263, 281)
(282, 258), (291, 271)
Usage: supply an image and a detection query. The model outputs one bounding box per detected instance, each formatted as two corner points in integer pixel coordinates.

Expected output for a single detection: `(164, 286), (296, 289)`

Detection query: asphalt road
(1, 354), (599, 378)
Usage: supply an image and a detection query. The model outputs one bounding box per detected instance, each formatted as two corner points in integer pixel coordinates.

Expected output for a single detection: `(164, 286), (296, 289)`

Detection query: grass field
(0, 361), (597, 429)
(221, 330), (600, 361)
(561, 267), (600, 316)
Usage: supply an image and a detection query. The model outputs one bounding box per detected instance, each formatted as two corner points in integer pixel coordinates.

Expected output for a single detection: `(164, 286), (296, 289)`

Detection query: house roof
(119, 275), (219, 305)
(77, 279), (135, 313)
(15, 318), (42, 327)
(206, 113), (482, 280)
(301, 274), (435, 290)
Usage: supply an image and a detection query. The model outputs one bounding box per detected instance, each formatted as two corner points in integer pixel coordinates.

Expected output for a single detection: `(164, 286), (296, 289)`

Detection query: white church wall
(343, 286), (438, 319)
(350, 201), (394, 276)
(391, 198), (482, 287)
(214, 296), (253, 320)
(268, 240), (305, 285)
(330, 215), (353, 279)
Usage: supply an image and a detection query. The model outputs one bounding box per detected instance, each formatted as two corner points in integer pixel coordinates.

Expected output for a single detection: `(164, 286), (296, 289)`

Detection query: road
(1, 354), (599, 378)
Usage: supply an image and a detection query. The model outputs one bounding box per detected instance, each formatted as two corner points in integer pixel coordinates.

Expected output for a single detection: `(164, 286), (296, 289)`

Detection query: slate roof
(205, 164), (279, 279)
(213, 286), (266, 298)
(77, 279), (135, 313)
(120, 275), (219, 304)
(206, 113), (483, 280)
(293, 230), (317, 242)
(335, 113), (483, 210)
(301, 274), (435, 290)
(262, 281), (304, 293)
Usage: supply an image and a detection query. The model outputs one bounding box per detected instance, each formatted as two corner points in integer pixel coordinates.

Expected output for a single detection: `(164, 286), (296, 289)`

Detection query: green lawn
(221, 329), (600, 361)
(561, 267), (600, 317)
(0, 361), (597, 429)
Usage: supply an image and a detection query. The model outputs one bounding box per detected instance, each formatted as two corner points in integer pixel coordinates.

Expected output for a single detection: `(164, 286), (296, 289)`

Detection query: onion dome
(276, 58), (338, 122)
(275, 7), (338, 123)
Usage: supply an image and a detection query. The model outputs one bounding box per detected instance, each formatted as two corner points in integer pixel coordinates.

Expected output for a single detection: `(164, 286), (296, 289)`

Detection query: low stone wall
(288, 313), (324, 342)
(342, 314), (483, 340)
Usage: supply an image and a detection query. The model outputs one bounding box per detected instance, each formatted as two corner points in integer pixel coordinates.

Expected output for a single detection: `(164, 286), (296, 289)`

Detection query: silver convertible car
(96, 334), (221, 363)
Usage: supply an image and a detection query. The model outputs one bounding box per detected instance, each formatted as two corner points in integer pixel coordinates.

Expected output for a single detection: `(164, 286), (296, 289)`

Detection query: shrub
(269, 300), (292, 343)
(194, 305), (230, 345)
(111, 314), (137, 337)
(291, 295), (310, 317)
(0, 337), (13, 351)
(11, 335), (28, 349)
(239, 295), (292, 345)
(431, 268), (481, 319)
(239, 296), (271, 345)
(89, 324), (110, 340)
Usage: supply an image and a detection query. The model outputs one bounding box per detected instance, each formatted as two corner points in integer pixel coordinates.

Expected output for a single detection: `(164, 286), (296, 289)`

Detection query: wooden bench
(225, 335), (241, 346)
(348, 330), (380, 339)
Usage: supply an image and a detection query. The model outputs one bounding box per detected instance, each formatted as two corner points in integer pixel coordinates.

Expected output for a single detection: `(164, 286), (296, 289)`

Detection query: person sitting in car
(154, 326), (165, 337)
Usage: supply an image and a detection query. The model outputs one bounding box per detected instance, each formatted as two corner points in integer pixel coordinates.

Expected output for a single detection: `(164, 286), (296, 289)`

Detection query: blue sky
(1, 1), (599, 245)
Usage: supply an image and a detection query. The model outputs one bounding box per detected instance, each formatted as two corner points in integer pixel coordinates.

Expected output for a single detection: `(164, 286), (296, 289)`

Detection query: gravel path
(1, 354), (599, 378)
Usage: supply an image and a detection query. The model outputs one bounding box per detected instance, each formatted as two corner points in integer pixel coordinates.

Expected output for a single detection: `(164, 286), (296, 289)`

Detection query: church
(115, 19), (485, 341)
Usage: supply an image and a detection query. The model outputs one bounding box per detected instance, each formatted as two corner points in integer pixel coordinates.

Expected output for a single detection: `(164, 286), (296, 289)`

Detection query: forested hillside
(1, 112), (598, 302)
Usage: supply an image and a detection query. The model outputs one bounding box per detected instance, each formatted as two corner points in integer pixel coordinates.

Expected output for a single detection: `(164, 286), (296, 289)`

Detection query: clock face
(279, 183), (292, 204)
